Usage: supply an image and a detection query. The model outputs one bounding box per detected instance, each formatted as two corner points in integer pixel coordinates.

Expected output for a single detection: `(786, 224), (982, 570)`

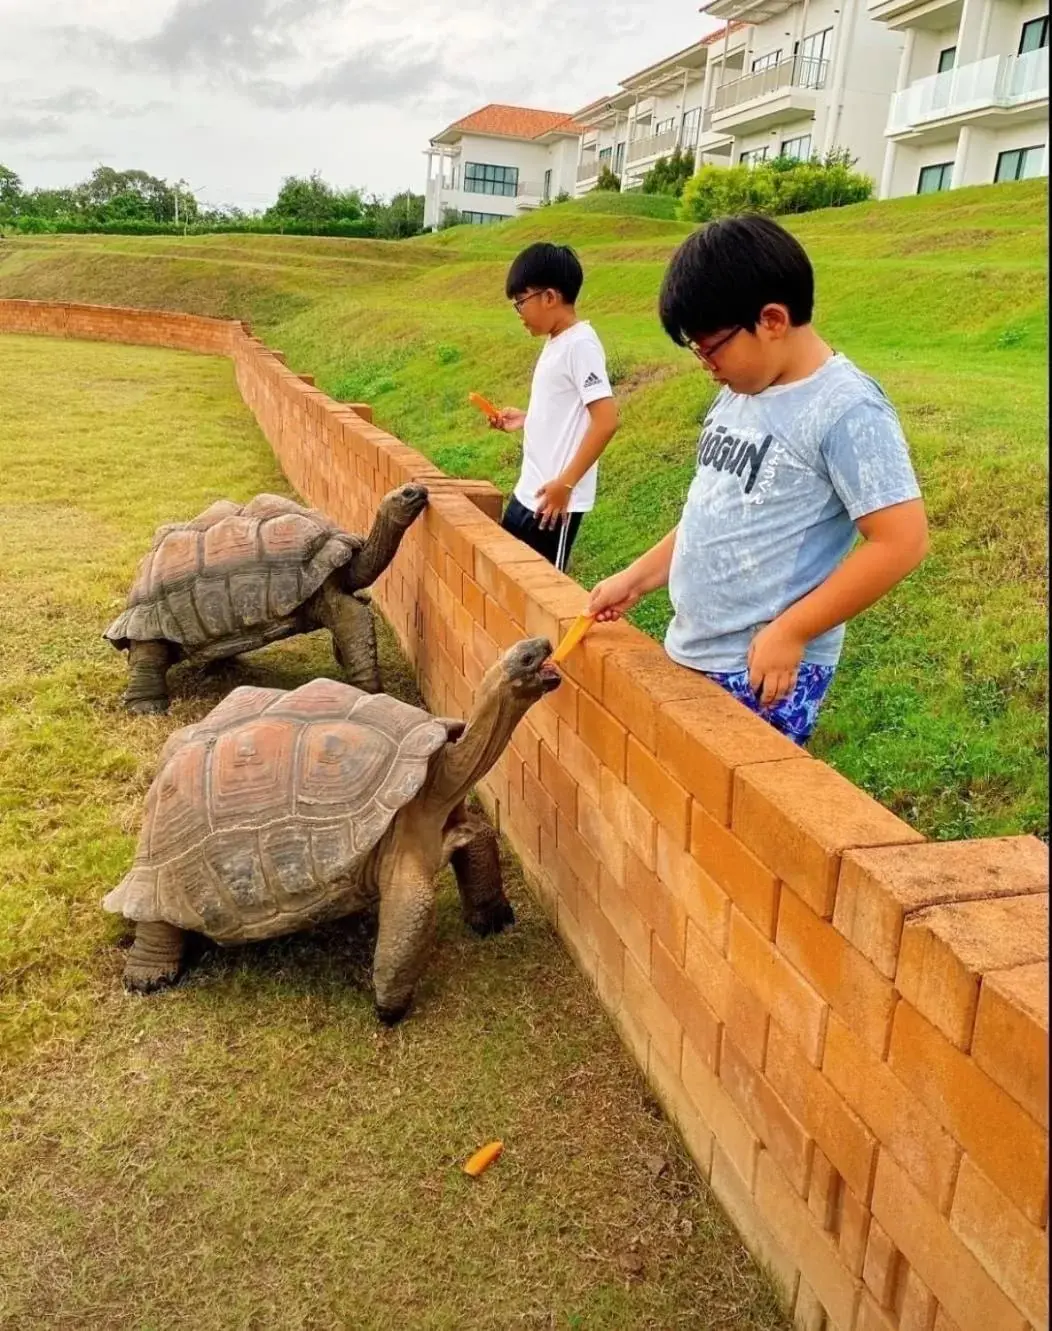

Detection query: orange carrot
(550, 614), (595, 663)
(463, 1140), (504, 1177)
(468, 391), (499, 421)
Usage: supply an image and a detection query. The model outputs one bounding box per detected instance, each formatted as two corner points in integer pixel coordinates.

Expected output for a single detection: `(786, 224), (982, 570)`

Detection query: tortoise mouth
(538, 662), (562, 693)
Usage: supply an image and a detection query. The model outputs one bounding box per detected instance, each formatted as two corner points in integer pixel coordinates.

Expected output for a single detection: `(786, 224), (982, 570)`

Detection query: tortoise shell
(103, 494), (363, 662)
(102, 679), (460, 944)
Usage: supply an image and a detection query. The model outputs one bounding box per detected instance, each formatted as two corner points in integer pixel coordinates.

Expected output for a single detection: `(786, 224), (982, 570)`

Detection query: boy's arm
(749, 498), (929, 704)
(535, 397), (619, 528)
(587, 525), (679, 620)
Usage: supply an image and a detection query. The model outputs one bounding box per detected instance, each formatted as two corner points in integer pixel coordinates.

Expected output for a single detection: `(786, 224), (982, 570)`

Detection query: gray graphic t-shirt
(665, 353), (921, 673)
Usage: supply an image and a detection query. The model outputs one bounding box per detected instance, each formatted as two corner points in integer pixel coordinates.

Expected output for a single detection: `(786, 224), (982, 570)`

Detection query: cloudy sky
(1, 0), (719, 210)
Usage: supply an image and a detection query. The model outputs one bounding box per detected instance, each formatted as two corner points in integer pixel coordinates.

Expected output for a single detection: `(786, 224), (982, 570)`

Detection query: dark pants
(501, 496), (583, 569)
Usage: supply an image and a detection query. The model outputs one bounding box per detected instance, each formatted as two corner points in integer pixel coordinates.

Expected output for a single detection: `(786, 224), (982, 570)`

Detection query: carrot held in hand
(463, 1140), (504, 1177)
(550, 614), (594, 664)
(468, 392), (500, 422)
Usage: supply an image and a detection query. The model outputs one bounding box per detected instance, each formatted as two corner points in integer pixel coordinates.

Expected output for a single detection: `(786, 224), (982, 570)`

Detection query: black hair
(505, 242), (584, 304)
(658, 214), (814, 345)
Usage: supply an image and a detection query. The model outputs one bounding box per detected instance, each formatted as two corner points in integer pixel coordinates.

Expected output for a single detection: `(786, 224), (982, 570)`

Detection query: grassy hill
(1, 181), (1046, 840)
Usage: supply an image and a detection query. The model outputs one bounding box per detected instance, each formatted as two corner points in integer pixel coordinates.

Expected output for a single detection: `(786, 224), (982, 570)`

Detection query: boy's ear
(758, 303), (792, 337)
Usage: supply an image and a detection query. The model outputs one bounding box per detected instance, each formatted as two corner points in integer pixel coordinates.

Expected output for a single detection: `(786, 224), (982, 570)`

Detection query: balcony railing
(887, 47), (1049, 133)
(577, 158), (601, 183)
(626, 126), (679, 164)
(713, 55), (828, 113)
(515, 180), (548, 199)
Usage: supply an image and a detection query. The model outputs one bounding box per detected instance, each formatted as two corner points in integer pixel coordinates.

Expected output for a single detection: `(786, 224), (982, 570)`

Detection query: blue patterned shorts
(703, 663), (836, 745)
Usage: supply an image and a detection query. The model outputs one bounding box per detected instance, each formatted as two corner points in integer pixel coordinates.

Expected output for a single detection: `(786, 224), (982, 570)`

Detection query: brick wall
(3, 297), (1047, 1331)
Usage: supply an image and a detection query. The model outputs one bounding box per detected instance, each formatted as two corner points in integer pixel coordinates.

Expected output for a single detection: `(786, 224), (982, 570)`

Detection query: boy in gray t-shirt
(588, 215), (929, 744)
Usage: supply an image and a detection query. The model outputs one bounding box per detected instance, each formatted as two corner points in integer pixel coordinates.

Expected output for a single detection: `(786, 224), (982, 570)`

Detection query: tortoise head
(380, 483), (429, 529)
(345, 484), (429, 590)
(497, 637), (562, 705)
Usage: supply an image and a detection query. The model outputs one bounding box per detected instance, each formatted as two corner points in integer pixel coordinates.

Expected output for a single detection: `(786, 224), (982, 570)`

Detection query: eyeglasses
(512, 290), (547, 313)
(687, 326), (742, 366)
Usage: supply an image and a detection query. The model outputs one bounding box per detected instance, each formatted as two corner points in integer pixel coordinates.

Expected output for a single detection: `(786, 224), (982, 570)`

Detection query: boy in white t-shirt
(492, 243), (619, 569)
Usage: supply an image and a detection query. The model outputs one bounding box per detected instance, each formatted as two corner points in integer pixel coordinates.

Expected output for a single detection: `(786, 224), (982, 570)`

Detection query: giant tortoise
(102, 637), (561, 1023)
(104, 485), (428, 713)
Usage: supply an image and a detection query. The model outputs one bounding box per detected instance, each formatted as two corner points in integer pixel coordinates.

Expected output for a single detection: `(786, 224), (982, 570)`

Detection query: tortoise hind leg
(125, 641), (173, 715)
(124, 921), (186, 993)
(311, 583), (381, 693)
(450, 817), (515, 937)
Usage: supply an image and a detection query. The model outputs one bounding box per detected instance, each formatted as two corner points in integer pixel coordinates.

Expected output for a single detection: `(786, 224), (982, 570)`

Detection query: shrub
(680, 148), (873, 223)
(592, 165), (622, 193)
(640, 148), (696, 199)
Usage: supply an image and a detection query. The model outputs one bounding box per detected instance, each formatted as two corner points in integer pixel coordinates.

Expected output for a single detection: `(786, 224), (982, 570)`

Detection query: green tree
(364, 190), (424, 238)
(640, 147), (695, 198)
(264, 172), (363, 232)
(592, 164), (621, 193)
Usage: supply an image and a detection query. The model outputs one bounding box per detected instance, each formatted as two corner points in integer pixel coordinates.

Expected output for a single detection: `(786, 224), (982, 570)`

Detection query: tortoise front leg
(450, 815), (514, 937)
(372, 873), (437, 1025)
(125, 640), (173, 715)
(312, 583), (381, 694)
(123, 920), (186, 993)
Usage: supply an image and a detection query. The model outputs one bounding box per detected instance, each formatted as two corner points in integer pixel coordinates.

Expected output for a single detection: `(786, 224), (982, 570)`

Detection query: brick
(577, 693), (627, 780)
(602, 647), (713, 753)
(681, 1040), (761, 1190)
(504, 779), (540, 864)
(823, 1014), (960, 1214)
(932, 1311), (961, 1331)
(734, 761), (923, 919)
(623, 953), (683, 1074)
(483, 594), (520, 649)
(897, 894), (1049, 1051)
(557, 720), (601, 803)
(651, 936), (722, 1073)
(611, 981), (650, 1069)
(656, 828), (731, 951)
(624, 847), (686, 965)
(657, 691), (804, 825)
(539, 742), (578, 822)
(856, 1293), (898, 1331)
(709, 1144), (800, 1306)
(863, 1219), (901, 1308)
(767, 1024), (877, 1203)
(554, 876), (594, 975)
(626, 736), (691, 848)
(578, 792), (625, 886)
(721, 1035), (813, 1196)
(949, 1155), (1049, 1330)
(871, 1149), (1029, 1331)
(728, 910), (828, 1065)
(600, 766), (656, 869)
(557, 618), (646, 700)
(808, 1148), (840, 1230)
(538, 828), (581, 921)
(461, 573), (485, 623)
(575, 884), (625, 990)
(899, 1268), (938, 1331)
(834, 837), (1048, 979)
(554, 810), (599, 897)
(523, 580), (587, 648)
(527, 687), (559, 753)
(972, 961), (1049, 1128)
(838, 1184), (871, 1279)
(685, 919), (769, 1070)
(793, 1277), (827, 1331)
(647, 1044), (714, 1179)
(540, 670), (577, 729)
(510, 716), (541, 778)
(692, 802), (781, 939)
(888, 1002), (1048, 1225)
(776, 887), (897, 1057)
(597, 868), (651, 974)
(755, 1150), (862, 1331)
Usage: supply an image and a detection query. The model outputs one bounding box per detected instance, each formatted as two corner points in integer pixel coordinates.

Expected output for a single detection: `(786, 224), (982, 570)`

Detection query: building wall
(428, 132), (569, 226)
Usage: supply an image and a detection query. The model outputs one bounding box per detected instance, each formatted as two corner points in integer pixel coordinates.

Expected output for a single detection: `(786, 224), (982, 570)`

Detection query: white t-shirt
(513, 320), (613, 514)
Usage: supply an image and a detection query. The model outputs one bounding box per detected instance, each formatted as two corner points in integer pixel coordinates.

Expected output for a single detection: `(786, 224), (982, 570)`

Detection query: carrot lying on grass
(463, 1140), (504, 1177)
(468, 392), (500, 421)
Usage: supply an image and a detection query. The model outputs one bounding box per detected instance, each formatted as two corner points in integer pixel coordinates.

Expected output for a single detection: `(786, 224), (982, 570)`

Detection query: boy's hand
(588, 570), (643, 622)
(535, 477), (572, 529)
(493, 407), (526, 432)
(747, 620), (807, 706)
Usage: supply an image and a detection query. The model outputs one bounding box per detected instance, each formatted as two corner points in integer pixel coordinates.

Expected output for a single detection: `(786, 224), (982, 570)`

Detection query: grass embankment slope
(0, 334), (787, 1330)
(0, 181), (1046, 841)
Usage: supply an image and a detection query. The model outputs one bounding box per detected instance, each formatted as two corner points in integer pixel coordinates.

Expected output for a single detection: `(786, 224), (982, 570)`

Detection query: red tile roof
(702, 20), (747, 43)
(442, 104), (580, 141)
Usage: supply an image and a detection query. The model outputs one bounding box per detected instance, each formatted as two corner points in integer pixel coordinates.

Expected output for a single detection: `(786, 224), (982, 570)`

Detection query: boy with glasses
(493, 242), (619, 569)
(588, 215), (928, 744)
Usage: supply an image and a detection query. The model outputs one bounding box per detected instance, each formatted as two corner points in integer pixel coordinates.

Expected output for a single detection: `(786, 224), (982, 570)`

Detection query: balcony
(887, 47), (1049, 137)
(577, 157), (600, 184)
(625, 115), (710, 166)
(711, 55), (828, 133)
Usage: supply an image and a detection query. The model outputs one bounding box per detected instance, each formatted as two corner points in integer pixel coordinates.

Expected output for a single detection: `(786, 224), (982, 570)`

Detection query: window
(752, 49), (782, 72)
(614, 140), (626, 173)
(598, 146), (612, 163)
(796, 27), (833, 85)
(917, 161), (953, 193)
(655, 116), (676, 135)
(739, 147), (770, 166)
(463, 162), (519, 197)
(681, 107), (703, 145)
(459, 210), (505, 225)
(937, 46), (956, 73)
(779, 133), (813, 160)
(543, 168), (552, 201)
(1019, 16), (1049, 53)
(995, 145), (1045, 181)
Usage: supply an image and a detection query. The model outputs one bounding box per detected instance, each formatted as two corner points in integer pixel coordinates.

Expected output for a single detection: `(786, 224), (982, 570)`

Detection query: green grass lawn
(0, 333), (788, 1331)
(0, 180), (1046, 840)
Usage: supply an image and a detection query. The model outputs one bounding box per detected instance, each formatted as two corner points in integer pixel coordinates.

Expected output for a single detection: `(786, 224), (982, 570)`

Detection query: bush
(640, 148), (696, 199)
(680, 148), (873, 223)
(592, 165), (622, 193)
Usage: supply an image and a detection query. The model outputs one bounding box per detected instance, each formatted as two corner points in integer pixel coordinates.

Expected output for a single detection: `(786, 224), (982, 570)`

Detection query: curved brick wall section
(3, 297), (1047, 1331)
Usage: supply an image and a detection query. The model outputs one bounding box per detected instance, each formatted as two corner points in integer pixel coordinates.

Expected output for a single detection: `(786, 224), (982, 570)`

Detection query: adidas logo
(583, 371), (602, 388)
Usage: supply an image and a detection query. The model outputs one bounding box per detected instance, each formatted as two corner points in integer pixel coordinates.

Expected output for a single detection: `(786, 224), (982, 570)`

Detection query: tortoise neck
(344, 506), (407, 591)
(425, 677), (528, 815)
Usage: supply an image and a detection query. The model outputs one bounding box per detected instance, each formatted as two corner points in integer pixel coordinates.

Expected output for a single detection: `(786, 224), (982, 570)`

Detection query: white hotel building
(421, 1), (1047, 223)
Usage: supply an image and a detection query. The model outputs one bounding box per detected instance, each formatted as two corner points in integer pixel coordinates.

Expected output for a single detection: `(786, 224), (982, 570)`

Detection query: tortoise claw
(126, 698), (169, 716)
(466, 899), (515, 937)
(375, 1001), (411, 1027)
